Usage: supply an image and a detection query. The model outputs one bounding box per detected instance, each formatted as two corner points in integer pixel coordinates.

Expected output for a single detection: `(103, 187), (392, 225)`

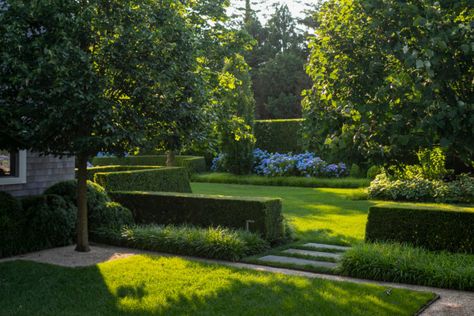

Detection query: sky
(229, 0), (313, 23)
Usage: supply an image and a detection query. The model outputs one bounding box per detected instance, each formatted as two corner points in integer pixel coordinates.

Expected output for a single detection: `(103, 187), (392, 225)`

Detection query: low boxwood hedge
(254, 119), (304, 153)
(110, 191), (284, 243)
(91, 155), (206, 174)
(84, 165), (164, 181)
(366, 205), (474, 253)
(94, 168), (191, 193)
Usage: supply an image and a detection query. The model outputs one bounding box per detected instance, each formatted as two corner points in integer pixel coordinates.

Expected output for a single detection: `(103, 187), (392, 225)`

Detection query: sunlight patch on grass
(0, 256), (435, 315)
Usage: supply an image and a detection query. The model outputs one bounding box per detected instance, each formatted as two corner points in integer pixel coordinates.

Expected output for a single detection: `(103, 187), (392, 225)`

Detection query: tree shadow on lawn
(0, 255), (432, 316)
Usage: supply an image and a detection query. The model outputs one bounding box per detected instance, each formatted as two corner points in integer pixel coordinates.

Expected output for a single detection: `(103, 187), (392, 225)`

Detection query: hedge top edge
(112, 190), (282, 203)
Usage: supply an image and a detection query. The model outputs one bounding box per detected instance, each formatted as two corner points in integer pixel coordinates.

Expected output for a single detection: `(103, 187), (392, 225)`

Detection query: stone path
(303, 243), (351, 251)
(2, 244), (473, 315)
(258, 255), (337, 269)
(256, 241), (347, 270)
(282, 248), (342, 260)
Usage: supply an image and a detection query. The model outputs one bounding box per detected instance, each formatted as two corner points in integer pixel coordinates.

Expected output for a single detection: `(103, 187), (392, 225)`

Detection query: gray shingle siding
(0, 152), (75, 197)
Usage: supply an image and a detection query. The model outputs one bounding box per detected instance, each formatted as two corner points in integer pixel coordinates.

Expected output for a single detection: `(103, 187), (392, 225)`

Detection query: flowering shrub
(368, 171), (474, 203)
(213, 148), (348, 178)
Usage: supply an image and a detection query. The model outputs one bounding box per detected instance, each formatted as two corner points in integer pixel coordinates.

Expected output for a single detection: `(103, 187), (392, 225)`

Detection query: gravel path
(2, 244), (473, 315)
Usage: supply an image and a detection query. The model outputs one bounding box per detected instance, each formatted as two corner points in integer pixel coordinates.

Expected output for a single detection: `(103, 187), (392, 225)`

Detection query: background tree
(182, 0), (257, 165)
(0, 0), (200, 251)
(218, 54), (256, 174)
(303, 0), (474, 171)
(235, 3), (311, 119)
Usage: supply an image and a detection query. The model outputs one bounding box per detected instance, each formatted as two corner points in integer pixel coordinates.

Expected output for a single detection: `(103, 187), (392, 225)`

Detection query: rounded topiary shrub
(45, 180), (110, 212)
(367, 165), (382, 180)
(349, 164), (363, 178)
(89, 202), (134, 232)
(0, 191), (23, 257)
(22, 194), (77, 250)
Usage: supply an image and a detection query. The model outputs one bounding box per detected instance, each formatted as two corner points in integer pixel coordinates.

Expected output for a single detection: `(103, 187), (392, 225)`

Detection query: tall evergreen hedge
(94, 168), (192, 193)
(254, 119), (303, 153)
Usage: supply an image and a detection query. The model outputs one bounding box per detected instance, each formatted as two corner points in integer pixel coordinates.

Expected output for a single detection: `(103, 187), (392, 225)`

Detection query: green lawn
(0, 256), (434, 315)
(191, 183), (474, 245)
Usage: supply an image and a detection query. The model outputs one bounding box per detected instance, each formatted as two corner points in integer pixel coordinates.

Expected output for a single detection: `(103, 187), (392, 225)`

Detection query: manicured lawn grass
(0, 256), (434, 315)
(191, 183), (474, 245)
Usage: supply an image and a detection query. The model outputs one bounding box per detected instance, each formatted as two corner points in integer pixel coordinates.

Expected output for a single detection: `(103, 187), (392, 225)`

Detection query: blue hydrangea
(212, 148), (348, 178)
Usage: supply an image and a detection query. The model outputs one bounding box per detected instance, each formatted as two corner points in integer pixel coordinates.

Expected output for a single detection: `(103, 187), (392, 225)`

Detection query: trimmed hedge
(94, 168), (191, 193)
(92, 225), (270, 261)
(91, 155), (206, 174)
(254, 119), (303, 153)
(192, 172), (370, 188)
(84, 165), (164, 181)
(366, 205), (474, 253)
(110, 191), (284, 242)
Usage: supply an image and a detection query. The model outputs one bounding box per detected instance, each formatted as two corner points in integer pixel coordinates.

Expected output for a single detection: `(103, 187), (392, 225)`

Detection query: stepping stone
(303, 243), (350, 252)
(282, 249), (342, 260)
(258, 255), (337, 269)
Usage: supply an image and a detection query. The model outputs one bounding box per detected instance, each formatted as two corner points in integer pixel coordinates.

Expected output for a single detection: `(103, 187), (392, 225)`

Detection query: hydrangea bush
(212, 148), (348, 178)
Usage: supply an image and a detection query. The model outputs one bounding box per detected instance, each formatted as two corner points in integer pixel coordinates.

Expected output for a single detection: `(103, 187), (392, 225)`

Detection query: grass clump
(94, 225), (269, 261)
(339, 242), (474, 291)
(192, 172), (370, 188)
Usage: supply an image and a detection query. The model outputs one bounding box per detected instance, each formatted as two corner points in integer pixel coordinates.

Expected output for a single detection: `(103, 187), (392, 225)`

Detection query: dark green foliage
(366, 206), (474, 253)
(94, 168), (191, 193)
(89, 202), (134, 232)
(366, 166), (382, 180)
(218, 54), (256, 175)
(84, 165), (164, 181)
(110, 191), (284, 243)
(254, 52), (310, 119)
(303, 0), (474, 167)
(339, 242), (474, 291)
(91, 155), (206, 174)
(254, 119), (304, 153)
(241, 3), (310, 119)
(45, 180), (110, 213)
(220, 116), (256, 175)
(192, 173), (370, 188)
(21, 195), (77, 251)
(93, 224), (270, 261)
(349, 164), (363, 178)
(0, 192), (23, 257)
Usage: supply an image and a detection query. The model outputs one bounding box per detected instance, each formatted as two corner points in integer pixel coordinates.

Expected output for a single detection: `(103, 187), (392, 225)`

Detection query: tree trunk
(75, 153), (90, 252)
(166, 150), (176, 167)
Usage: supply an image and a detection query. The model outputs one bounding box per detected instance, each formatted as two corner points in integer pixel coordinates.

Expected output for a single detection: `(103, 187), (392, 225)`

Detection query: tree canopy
(303, 0), (474, 169)
(0, 0), (204, 250)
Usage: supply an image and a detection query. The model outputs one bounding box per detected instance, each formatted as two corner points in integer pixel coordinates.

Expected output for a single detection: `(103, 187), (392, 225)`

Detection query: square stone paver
(282, 249), (342, 260)
(303, 243), (350, 252)
(258, 255), (337, 269)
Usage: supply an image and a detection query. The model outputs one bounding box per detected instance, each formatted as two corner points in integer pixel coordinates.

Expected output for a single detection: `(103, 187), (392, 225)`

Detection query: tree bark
(75, 153), (90, 252)
(166, 150), (176, 167)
